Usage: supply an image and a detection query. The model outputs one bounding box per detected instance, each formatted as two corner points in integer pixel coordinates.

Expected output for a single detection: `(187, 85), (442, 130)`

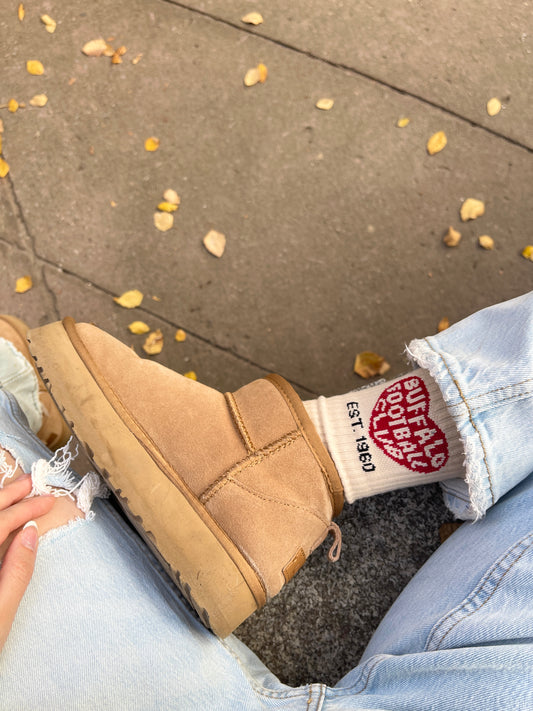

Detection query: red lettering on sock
(368, 376), (449, 472)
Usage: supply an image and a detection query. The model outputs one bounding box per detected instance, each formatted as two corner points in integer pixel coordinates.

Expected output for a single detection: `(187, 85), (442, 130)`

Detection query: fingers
(0, 522), (40, 651)
(0, 473), (33, 508)
(0, 492), (55, 542)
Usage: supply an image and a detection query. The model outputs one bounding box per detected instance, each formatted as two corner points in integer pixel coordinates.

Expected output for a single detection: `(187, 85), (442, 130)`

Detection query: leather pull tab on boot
(326, 522), (342, 562)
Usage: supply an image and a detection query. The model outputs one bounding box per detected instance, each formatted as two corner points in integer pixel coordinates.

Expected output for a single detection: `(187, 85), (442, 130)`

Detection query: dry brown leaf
(479, 235), (494, 250)
(163, 189), (180, 205)
(8, 99), (19, 113)
(522, 246), (533, 262)
(145, 136), (160, 152)
(397, 117), (410, 128)
(241, 12), (264, 25)
(438, 317), (450, 332)
(154, 212), (174, 232)
(113, 289), (144, 308)
(443, 226), (461, 247)
(0, 158), (10, 178)
(157, 201), (178, 213)
(132, 54), (143, 65)
(128, 321), (150, 334)
(143, 329), (164, 355)
(175, 329), (187, 342)
(427, 131), (447, 155)
(29, 94), (48, 107)
(460, 198), (485, 222)
(487, 98), (501, 117)
(27, 60), (44, 76)
(203, 229), (226, 257)
(184, 371), (197, 381)
(316, 98), (334, 111)
(15, 275), (32, 293)
(82, 39), (111, 57)
(111, 53), (122, 65)
(354, 351), (390, 379)
(40, 14), (57, 33)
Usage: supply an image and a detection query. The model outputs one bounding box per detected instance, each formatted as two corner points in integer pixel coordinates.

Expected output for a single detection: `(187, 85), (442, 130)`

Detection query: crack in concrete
(6, 173), (40, 258)
(163, 0), (533, 155)
(41, 265), (61, 321)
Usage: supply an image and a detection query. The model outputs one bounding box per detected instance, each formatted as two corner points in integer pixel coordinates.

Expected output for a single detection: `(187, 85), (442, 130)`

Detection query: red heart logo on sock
(368, 376), (448, 472)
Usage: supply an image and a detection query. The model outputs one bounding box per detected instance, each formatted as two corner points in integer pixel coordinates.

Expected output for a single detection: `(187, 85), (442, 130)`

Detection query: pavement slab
(0, 0), (531, 689)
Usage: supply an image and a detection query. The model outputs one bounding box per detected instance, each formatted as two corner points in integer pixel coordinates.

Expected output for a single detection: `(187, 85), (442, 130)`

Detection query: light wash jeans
(0, 293), (532, 710)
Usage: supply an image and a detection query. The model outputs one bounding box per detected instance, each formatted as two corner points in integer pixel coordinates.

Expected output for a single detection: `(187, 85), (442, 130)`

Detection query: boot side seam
(224, 391), (255, 454)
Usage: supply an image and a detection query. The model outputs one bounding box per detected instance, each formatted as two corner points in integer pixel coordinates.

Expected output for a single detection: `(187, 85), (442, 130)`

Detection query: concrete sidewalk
(1, 0), (531, 686)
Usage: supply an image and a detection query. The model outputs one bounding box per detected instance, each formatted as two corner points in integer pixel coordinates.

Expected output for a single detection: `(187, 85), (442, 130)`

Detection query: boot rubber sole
(28, 318), (265, 638)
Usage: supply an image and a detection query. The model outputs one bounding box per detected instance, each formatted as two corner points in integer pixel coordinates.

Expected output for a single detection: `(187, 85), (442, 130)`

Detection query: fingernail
(21, 521), (39, 551)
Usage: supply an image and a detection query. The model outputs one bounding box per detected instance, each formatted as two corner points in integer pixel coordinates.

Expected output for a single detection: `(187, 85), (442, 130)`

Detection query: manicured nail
(21, 521), (39, 551)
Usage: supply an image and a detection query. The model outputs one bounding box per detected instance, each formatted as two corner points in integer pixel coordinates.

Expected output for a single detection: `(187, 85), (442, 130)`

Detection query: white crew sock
(304, 369), (464, 503)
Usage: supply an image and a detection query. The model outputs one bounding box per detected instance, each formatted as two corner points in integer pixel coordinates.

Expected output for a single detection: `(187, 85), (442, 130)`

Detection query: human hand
(0, 474), (55, 651)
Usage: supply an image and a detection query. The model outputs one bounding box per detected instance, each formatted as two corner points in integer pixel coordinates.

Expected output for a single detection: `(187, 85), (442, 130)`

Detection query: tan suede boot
(28, 317), (345, 637)
(0, 315), (71, 450)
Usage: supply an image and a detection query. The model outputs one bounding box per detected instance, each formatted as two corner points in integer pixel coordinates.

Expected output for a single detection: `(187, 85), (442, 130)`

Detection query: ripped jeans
(0, 292), (532, 710)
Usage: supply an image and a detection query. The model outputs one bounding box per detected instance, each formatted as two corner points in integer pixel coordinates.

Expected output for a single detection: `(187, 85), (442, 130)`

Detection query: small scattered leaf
(460, 198), (485, 221)
(175, 329), (187, 342)
(521, 246), (533, 262)
(132, 53), (143, 65)
(27, 60), (44, 76)
(114, 289), (144, 308)
(316, 98), (334, 111)
(354, 351), (390, 379)
(18, 3), (24, 21)
(82, 38), (111, 57)
(241, 12), (264, 25)
(15, 275), (32, 293)
(397, 117), (410, 128)
(143, 329), (164, 355)
(40, 14), (57, 33)
(486, 97), (501, 117)
(128, 321), (150, 334)
(154, 212), (174, 232)
(163, 189), (180, 205)
(427, 130), (447, 155)
(184, 371), (197, 381)
(479, 235), (494, 250)
(8, 99), (19, 113)
(145, 136), (160, 152)
(438, 317), (450, 332)
(244, 63), (268, 86)
(0, 158), (10, 178)
(157, 201), (178, 213)
(29, 94), (48, 107)
(203, 229), (226, 257)
(443, 226), (461, 247)
(0, 119), (4, 133)
(111, 53), (122, 65)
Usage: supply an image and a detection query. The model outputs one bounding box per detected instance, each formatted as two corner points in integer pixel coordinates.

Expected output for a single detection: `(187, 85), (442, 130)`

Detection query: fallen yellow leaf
(111, 53), (123, 65)
(486, 98), (501, 117)
(154, 212), (174, 232)
(27, 60), (45, 76)
(241, 12), (264, 25)
(128, 321), (150, 334)
(175, 329), (187, 342)
(427, 131), (447, 155)
(184, 371), (197, 381)
(522, 246), (533, 262)
(15, 275), (32, 293)
(8, 99), (19, 113)
(443, 226), (461, 247)
(0, 158), (9, 178)
(113, 289), (144, 308)
(244, 63), (268, 86)
(82, 38), (111, 57)
(0, 119), (3, 133)
(29, 94), (48, 107)
(203, 229), (226, 257)
(316, 98), (334, 111)
(143, 330), (164, 356)
(354, 351), (390, 378)
(163, 189), (180, 205)
(18, 3), (24, 21)
(438, 317), (450, 332)
(157, 201), (178, 213)
(145, 136), (160, 151)
(479, 235), (494, 250)
(397, 117), (410, 128)
(40, 14), (57, 33)
(257, 63), (268, 82)
(132, 54), (143, 65)
(460, 198), (485, 222)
